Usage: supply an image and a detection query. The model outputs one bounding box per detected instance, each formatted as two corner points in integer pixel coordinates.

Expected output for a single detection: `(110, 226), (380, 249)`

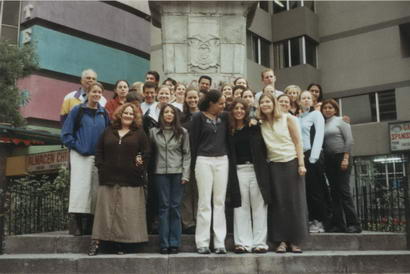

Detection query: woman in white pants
(189, 90), (229, 254)
(227, 98), (271, 253)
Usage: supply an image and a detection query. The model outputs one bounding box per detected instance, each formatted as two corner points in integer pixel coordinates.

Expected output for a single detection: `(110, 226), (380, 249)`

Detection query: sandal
(252, 247), (268, 253)
(289, 244), (302, 253)
(234, 245), (247, 254)
(276, 242), (287, 253)
(88, 240), (100, 256)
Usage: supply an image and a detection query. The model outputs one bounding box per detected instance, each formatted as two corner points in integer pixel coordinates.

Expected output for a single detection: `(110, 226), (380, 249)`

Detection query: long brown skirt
(92, 185), (148, 243)
(268, 159), (308, 245)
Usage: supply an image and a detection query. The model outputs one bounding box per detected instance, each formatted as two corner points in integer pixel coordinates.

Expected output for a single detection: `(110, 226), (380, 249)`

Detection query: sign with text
(26, 150), (69, 173)
(389, 121), (410, 152)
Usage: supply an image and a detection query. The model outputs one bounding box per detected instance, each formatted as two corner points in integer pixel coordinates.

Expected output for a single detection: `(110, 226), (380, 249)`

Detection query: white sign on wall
(389, 121), (410, 152)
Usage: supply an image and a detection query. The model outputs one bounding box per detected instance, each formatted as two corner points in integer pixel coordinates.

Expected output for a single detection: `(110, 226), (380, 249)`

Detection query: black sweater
(95, 126), (151, 186)
(227, 124), (272, 205)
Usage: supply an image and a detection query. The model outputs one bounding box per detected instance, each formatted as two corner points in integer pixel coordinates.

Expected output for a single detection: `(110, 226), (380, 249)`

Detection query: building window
(259, 1), (269, 12)
(0, 0), (21, 44)
(247, 31), (271, 67)
(305, 36), (317, 67)
(339, 90), (397, 124)
(273, 0), (315, 14)
(273, 36), (317, 69)
(399, 23), (410, 58)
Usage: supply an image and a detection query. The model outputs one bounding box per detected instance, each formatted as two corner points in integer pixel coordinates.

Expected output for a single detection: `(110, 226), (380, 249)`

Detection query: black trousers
(324, 153), (359, 229)
(304, 150), (330, 224)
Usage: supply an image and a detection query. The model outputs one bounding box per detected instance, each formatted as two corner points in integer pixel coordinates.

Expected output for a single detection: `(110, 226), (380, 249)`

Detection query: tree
(0, 40), (38, 127)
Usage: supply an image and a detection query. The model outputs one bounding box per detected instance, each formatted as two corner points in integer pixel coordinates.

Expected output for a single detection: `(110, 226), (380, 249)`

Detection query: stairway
(1, 231), (410, 273)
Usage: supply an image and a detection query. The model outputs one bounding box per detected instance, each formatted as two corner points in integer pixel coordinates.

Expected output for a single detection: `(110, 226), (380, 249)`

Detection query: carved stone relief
(188, 34), (220, 73)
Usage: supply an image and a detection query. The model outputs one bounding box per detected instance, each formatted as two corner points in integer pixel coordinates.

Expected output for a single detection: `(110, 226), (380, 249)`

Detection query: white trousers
(195, 156), (229, 249)
(234, 164), (268, 250)
(68, 150), (99, 214)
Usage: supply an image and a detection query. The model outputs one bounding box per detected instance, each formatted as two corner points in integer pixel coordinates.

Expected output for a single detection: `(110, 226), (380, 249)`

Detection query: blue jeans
(155, 174), (184, 248)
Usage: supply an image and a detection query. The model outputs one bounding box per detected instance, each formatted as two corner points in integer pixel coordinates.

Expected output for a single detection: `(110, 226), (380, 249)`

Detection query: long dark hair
(228, 98), (250, 135)
(307, 83), (323, 102)
(158, 104), (184, 139)
(113, 80), (129, 99)
(321, 99), (340, 116)
(198, 89), (222, 111)
(182, 87), (199, 122)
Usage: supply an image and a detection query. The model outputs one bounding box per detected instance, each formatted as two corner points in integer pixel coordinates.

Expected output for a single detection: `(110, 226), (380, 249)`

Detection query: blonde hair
(256, 92), (282, 121)
(284, 85), (302, 96)
(261, 68), (274, 81)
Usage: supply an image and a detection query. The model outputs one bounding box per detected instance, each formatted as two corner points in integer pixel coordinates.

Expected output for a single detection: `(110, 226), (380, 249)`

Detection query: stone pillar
(149, 1), (257, 88)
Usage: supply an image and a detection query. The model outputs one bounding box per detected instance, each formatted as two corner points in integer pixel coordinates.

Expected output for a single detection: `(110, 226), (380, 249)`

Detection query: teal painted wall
(23, 25), (150, 84)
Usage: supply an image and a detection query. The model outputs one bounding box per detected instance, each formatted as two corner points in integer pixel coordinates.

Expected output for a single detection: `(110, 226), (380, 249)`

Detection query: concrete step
(4, 231), (406, 254)
(1, 251), (410, 273)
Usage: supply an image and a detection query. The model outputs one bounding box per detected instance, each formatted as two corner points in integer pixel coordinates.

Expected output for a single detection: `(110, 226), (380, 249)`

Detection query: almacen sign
(26, 150), (69, 173)
(389, 121), (410, 152)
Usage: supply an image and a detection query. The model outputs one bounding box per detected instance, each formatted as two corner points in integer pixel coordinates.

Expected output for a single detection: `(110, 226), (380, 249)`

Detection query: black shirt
(233, 126), (253, 164)
(196, 112), (228, 157)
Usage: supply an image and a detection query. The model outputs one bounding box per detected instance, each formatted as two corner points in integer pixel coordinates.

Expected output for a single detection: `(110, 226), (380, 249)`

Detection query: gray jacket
(149, 127), (191, 181)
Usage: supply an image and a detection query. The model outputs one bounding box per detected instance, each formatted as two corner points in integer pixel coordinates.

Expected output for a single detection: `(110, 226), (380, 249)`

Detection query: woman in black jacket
(227, 98), (271, 253)
(88, 103), (150, 255)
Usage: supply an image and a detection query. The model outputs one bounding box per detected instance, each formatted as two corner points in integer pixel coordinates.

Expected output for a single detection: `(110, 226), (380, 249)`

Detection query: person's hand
(298, 166), (306, 176)
(341, 158), (349, 171)
(181, 180), (188, 185)
(135, 155), (143, 166)
(249, 118), (258, 127)
(342, 115), (351, 123)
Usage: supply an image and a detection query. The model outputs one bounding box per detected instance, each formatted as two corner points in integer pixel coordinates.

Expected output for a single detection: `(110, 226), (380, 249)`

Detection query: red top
(105, 97), (124, 120)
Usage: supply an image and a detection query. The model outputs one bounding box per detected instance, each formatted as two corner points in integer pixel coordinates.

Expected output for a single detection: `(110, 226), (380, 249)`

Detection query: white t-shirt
(255, 90), (284, 105)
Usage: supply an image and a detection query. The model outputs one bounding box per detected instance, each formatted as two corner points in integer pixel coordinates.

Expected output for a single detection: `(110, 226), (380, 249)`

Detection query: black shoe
(169, 247), (179, 254)
(346, 225), (362, 233)
(183, 226), (196, 235)
(327, 226), (345, 233)
(160, 248), (169, 254)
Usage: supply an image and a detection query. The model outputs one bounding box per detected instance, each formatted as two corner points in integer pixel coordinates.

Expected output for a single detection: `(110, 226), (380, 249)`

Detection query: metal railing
(353, 154), (408, 233)
(5, 170), (69, 235)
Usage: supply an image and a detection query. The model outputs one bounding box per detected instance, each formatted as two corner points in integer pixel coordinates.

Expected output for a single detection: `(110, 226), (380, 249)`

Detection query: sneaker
(197, 247), (211, 254)
(214, 247), (227, 254)
(316, 221), (325, 233)
(309, 221), (320, 233)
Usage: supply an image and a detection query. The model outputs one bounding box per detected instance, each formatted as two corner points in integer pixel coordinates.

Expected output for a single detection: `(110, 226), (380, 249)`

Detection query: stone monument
(149, 1), (257, 88)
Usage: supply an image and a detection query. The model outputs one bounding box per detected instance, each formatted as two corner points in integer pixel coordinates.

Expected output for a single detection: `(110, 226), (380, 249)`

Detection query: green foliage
(0, 40), (38, 126)
(5, 166), (70, 235)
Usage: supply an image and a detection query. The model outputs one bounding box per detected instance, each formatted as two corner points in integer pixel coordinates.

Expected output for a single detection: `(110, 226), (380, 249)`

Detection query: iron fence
(353, 154), (408, 232)
(5, 169), (69, 235)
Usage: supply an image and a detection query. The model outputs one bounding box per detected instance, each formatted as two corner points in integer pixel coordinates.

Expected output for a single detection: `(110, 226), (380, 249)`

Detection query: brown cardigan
(95, 126), (151, 186)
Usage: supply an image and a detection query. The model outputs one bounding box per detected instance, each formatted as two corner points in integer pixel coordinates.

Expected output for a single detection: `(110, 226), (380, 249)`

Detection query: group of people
(60, 67), (361, 256)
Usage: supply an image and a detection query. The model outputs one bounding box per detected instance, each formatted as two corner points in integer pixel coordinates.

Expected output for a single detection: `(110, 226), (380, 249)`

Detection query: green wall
(24, 25), (150, 84)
